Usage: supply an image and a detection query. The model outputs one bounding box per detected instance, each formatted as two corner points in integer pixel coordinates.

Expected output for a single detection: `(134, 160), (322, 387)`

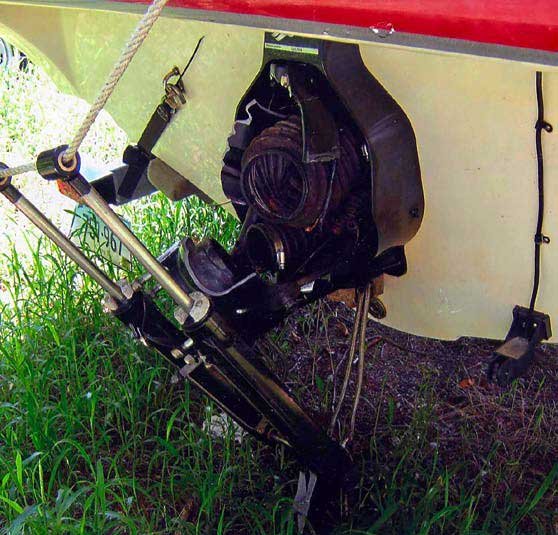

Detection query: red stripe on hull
(116, 0), (558, 54)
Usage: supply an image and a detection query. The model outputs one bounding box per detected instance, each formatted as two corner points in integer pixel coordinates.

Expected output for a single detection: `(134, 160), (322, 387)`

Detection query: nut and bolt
(174, 306), (188, 325)
(102, 295), (120, 313)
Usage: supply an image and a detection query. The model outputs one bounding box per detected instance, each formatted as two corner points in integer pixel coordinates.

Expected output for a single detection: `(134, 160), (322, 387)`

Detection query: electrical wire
(346, 283), (372, 445)
(178, 36), (205, 81)
(529, 71), (552, 314)
(329, 287), (365, 435)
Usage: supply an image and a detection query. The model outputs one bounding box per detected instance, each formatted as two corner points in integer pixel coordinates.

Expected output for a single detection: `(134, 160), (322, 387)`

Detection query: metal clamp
(162, 66), (187, 110)
(534, 233), (550, 244)
(535, 119), (553, 133)
(488, 305), (552, 385)
(175, 291), (210, 326)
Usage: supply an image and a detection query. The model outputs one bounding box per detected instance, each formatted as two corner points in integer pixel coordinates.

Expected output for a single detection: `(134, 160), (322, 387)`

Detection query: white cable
(62, 0), (169, 164)
(0, 161), (36, 179)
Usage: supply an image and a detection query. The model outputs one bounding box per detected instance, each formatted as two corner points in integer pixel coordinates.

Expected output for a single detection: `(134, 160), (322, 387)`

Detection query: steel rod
(0, 184), (125, 302)
(72, 177), (193, 312)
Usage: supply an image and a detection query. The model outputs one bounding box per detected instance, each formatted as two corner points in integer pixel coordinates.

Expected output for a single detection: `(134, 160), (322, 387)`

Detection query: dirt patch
(263, 300), (558, 529)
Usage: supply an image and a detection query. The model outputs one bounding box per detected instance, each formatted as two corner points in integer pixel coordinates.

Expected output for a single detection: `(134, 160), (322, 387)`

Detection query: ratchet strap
(118, 37), (204, 200)
(118, 68), (187, 199)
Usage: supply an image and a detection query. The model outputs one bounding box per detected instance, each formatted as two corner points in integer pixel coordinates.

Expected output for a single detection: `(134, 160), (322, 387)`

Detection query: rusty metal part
(327, 275), (383, 310)
(326, 288), (357, 308)
(329, 190), (369, 235)
(162, 66), (187, 110)
(240, 116), (364, 228)
(369, 297), (387, 319)
(367, 275), (386, 320)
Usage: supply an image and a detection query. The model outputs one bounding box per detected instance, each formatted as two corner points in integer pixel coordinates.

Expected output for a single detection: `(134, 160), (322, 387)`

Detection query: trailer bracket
(488, 305), (552, 385)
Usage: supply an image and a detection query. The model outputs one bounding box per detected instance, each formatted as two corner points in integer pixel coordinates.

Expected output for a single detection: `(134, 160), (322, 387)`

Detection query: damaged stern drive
(0, 18), (553, 525)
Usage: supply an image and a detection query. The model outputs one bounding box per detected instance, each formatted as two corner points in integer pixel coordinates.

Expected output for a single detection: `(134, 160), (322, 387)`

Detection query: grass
(1, 60), (557, 534)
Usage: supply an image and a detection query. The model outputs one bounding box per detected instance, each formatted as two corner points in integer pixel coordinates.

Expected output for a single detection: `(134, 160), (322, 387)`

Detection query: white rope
(63, 0), (169, 164)
(0, 161), (36, 179)
(0, 0), (168, 180)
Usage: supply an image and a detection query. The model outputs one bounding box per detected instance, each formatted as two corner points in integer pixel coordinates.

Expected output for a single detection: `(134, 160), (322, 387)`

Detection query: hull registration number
(69, 204), (132, 269)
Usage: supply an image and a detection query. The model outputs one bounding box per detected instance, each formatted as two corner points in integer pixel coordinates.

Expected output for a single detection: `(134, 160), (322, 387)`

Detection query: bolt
(300, 281), (315, 294)
(174, 306), (188, 325)
(277, 250), (286, 270)
(102, 295), (119, 313)
(131, 280), (143, 293)
(118, 280), (134, 299)
(184, 354), (197, 366)
(182, 338), (194, 350)
(171, 348), (183, 359)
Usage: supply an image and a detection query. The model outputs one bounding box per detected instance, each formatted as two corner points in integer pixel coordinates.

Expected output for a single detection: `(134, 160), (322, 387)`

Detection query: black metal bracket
(488, 305), (552, 385)
(269, 62), (340, 163)
(88, 160), (156, 205)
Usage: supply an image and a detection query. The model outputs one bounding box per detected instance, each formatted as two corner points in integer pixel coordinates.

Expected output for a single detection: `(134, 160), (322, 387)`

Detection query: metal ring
(58, 152), (79, 173)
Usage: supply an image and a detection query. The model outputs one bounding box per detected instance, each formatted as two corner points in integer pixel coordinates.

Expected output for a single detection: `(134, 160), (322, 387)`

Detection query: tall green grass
(0, 202), (296, 534)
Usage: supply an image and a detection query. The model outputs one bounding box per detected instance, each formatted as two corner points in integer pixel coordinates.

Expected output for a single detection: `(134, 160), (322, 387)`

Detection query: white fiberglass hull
(1, 1), (557, 341)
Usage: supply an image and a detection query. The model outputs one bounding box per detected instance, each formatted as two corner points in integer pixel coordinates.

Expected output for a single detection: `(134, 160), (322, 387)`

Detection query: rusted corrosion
(240, 115), (364, 228)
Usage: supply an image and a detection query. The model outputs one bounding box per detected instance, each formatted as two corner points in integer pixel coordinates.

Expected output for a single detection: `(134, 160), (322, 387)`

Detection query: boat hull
(1, 1), (557, 341)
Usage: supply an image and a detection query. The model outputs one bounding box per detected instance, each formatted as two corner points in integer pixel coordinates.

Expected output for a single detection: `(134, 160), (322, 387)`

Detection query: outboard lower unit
(0, 35), (423, 525)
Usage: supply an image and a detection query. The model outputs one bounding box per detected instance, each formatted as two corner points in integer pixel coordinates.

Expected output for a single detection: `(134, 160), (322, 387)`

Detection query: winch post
(35, 146), (194, 314)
